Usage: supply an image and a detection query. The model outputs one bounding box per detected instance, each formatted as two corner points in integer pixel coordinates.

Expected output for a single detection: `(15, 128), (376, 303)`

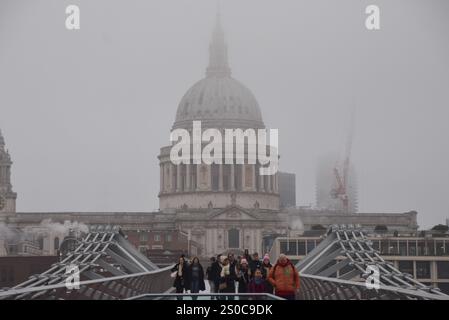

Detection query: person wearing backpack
(268, 254), (300, 300)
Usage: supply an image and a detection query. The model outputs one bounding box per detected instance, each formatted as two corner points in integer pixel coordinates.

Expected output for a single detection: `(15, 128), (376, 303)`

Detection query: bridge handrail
(299, 273), (449, 300)
(0, 264), (174, 299)
(127, 293), (285, 300)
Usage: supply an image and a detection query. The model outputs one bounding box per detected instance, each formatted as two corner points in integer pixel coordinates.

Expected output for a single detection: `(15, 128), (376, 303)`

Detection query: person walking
(227, 253), (238, 294)
(206, 257), (217, 297)
(228, 253), (238, 284)
(171, 255), (188, 300)
(268, 254), (300, 300)
(219, 257), (235, 300)
(235, 259), (251, 299)
(249, 252), (262, 276)
(248, 268), (267, 299)
(211, 254), (222, 297)
(187, 257), (205, 300)
(261, 254), (274, 294)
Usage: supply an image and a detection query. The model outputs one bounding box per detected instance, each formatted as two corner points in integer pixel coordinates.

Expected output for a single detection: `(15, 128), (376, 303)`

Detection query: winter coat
(187, 263), (206, 291)
(261, 262), (274, 293)
(210, 261), (222, 285)
(206, 266), (212, 281)
(248, 278), (267, 294)
(219, 264), (236, 293)
(249, 259), (262, 275)
(268, 259), (300, 297)
(236, 267), (251, 293)
(171, 263), (189, 290)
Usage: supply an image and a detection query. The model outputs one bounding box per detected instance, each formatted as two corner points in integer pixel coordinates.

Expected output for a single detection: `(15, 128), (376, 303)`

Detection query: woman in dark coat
(236, 259), (251, 297)
(261, 254), (274, 294)
(187, 257), (206, 300)
(219, 257), (236, 300)
(211, 255), (222, 297)
(171, 256), (188, 300)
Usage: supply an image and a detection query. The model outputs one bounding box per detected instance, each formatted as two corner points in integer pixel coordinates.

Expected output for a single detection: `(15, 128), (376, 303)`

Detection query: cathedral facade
(0, 15), (418, 259)
(157, 13), (287, 256)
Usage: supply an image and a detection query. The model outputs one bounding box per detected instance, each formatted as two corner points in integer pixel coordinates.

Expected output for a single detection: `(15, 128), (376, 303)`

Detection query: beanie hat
(263, 254), (270, 262)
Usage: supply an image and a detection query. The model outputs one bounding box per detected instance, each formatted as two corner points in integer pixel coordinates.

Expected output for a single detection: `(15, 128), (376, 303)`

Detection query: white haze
(0, 0), (448, 229)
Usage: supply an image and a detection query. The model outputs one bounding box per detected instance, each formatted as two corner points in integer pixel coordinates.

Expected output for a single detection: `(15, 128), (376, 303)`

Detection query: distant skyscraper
(315, 153), (358, 213)
(279, 172), (296, 208)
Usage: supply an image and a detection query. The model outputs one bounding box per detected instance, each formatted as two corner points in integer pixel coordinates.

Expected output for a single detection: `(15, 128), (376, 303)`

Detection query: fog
(0, 0), (448, 228)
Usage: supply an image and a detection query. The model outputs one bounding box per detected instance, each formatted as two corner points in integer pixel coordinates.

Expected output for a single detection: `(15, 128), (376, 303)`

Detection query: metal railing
(298, 274), (449, 300)
(0, 265), (174, 300)
(0, 225), (174, 300)
(295, 225), (449, 300)
(127, 292), (284, 300)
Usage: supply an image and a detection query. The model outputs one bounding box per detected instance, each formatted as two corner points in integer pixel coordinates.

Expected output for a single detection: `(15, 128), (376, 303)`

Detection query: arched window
(228, 229), (240, 249)
(54, 237), (60, 250)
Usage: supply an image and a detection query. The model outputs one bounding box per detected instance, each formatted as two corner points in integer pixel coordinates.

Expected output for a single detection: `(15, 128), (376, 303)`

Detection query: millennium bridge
(0, 225), (448, 300)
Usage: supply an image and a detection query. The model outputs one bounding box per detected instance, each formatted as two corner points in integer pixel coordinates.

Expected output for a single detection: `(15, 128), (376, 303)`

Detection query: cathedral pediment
(209, 206), (259, 221)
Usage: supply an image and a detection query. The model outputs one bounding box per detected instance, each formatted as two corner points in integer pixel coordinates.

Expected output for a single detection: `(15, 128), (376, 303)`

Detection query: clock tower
(0, 129), (17, 216)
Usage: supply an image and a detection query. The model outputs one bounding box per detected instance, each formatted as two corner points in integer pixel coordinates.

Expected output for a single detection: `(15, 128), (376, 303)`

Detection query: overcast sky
(0, 0), (448, 228)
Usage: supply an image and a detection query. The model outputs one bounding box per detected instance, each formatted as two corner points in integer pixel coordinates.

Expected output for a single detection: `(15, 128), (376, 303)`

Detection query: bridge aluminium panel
(296, 225), (449, 300)
(0, 225), (174, 300)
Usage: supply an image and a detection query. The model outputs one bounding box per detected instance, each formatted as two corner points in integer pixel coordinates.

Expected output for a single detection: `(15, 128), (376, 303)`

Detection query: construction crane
(331, 105), (355, 214)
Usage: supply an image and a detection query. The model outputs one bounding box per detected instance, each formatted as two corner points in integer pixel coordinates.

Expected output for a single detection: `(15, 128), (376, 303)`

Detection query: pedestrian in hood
(268, 254), (300, 300)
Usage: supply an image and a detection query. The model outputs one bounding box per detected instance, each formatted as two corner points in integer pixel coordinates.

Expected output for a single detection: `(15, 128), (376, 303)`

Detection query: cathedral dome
(172, 14), (264, 130)
(173, 77), (264, 130)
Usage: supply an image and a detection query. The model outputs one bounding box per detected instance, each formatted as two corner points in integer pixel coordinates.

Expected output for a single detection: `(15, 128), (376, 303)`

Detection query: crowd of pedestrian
(171, 251), (300, 300)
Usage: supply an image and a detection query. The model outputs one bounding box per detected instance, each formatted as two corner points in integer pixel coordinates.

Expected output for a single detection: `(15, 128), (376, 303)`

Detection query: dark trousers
(175, 286), (184, 300)
(191, 280), (200, 300)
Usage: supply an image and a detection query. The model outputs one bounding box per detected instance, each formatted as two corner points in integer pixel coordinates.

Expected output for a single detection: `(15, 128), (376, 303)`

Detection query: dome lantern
(172, 12), (265, 131)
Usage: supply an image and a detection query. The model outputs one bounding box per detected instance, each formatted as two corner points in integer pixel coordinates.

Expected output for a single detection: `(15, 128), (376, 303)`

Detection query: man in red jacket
(268, 254), (300, 300)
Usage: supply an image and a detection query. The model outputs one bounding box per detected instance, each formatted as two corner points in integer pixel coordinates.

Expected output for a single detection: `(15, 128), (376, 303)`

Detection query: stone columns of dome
(251, 165), (256, 192)
(273, 173), (279, 193)
(219, 164), (224, 191)
(196, 164), (201, 191)
(266, 174), (272, 193)
(162, 163), (168, 192)
(169, 163), (176, 193)
(196, 164), (211, 191)
(176, 164), (182, 192)
(230, 164), (235, 191)
(258, 167), (264, 192)
(207, 165), (212, 190)
(241, 165), (246, 191)
(186, 164), (191, 192)
(160, 163), (163, 192)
